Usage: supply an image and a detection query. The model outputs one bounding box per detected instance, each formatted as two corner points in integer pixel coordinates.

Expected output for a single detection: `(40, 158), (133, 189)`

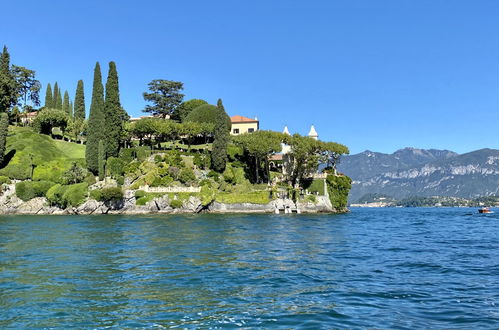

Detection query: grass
(216, 191), (270, 204)
(0, 126), (86, 180)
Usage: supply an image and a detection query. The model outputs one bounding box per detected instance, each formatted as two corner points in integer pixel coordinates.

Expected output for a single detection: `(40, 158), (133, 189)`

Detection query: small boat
(478, 207), (493, 214)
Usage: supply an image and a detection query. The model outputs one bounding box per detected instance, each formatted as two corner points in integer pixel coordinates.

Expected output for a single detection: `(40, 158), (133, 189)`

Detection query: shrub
(123, 161), (140, 174)
(107, 157), (126, 179)
(0, 176), (11, 185)
(179, 168), (196, 184)
(46, 183), (88, 208)
(154, 155), (163, 163)
(85, 173), (96, 186)
(119, 148), (134, 163)
(16, 180), (55, 201)
(32, 108), (69, 135)
(170, 199), (183, 209)
(135, 146), (150, 161)
(62, 183), (88, 207)
(94, 187), (123, 202)
(207, 170), (220, 182)
(62, 162), (86, 185)
(135, 190), (146, 199)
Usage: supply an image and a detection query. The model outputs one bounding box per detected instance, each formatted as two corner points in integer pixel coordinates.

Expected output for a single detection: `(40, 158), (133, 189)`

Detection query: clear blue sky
(1, 0), (498, 154)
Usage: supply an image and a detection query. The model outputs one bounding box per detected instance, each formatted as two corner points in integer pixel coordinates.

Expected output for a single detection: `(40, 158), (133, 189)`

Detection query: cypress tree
(0, 46), (17, 113)
(212, 99), (229, 172)
(103, 61), (123, 158)
(44, 83), (53, 108)
(62, 90), (70, 116)
(98, 140), (106, 180)
(56, 86), (62, 109)
(0, 112), (9, 165)
(70, 101), (73, 118)
(53, 82), (59, 109)
(85, 62), (105, 174)
(74, 80), (85, 120)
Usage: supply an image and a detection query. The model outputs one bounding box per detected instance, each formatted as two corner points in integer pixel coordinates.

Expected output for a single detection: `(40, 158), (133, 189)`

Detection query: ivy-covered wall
(326, 175), (352, 210)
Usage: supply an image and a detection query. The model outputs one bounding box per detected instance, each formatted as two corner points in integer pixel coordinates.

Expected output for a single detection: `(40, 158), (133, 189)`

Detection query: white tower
(281, 126), (291, 154)
(308, 125), (318, 140)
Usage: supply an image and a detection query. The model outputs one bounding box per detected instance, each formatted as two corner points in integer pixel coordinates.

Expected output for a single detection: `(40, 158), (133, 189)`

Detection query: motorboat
(478, 207), (494, 214)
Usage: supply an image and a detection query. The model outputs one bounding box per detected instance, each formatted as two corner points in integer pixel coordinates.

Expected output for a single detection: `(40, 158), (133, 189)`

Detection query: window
(248, 128), (254, 133)
(233, 128), (239, 134)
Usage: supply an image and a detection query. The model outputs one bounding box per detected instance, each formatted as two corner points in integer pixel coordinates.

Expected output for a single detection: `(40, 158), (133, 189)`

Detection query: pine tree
(74, 79), (85, 120)
(98, 140), (106, 180)
(62, 90), (70, 116)
(0, 112), (9, 165)
(85, 62), (105, 174)
(212, 99), (230, 172)
(44, 83), (53, 108)
(0, 46), (17, 113)
(103, 61), (124, 158)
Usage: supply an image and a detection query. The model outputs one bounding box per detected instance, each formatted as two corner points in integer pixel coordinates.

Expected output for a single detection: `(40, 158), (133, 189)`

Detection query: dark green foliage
(91, 187), (123, 202)
(170, 199), (183, 209)
(44, 83), (52, 108)
(118, 148), (134, 163)
(207, 170), (220, 182)
(74, 80), (85, 120)
(46, 183), (88, 207)
(32, 108), (69, 135)
(16, 180), (55, 201)
(326, 175), (351, 210)
(103, 61), (123, 157)
(0, 112), (8, 164)
(179, 167), (196, 184)
(86, 62), (105, 174)
(12, 65), (41, 110)
(53, 82), (60, 109)
(0, 46), (17, 113)
(98, 140), (105, 180)
(172, 98), (207, 122)
(184, 104), (231, 128)
(143, 79), (184, 119)
(62, 162), (86, 184)
(62, 90), (70, 116)
(107, 157), (125, 179)
(211, 99), (230, 173)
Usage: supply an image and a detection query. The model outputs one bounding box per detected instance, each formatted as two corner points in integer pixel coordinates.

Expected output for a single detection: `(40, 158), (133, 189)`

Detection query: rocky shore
(0, 184), (344, 215)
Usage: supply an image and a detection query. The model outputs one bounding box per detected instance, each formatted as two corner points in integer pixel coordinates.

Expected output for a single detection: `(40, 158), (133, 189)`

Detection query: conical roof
(283, 126), (290, 135)
(308, 125), (318, 138)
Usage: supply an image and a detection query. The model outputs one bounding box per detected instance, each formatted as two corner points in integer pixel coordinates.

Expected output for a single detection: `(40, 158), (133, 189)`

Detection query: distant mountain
(338, 148), (499, 203)
(338, 147), (457, 180)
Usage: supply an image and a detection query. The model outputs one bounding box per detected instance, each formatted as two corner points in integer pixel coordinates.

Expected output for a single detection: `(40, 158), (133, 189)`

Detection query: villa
(230, 115), (259, 135)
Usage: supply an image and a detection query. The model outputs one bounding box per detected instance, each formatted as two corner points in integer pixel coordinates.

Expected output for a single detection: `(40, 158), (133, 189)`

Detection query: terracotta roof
(231, 115), (258, 123)
(269, 154), (283, 161)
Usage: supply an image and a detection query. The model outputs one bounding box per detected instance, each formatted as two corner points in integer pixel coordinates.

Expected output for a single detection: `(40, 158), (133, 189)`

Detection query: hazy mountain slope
(338, 147), (457, 180)
(340, 148), (499, 202)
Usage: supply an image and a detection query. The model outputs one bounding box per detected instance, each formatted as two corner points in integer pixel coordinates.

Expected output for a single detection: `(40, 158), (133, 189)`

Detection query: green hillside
(0, 126), (86, 181)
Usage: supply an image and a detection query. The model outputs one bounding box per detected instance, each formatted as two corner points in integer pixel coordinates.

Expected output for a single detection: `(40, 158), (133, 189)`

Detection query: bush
(16, 180), (56, 201)
(93, 187), (123, 202)
(179, 168), (196, 184)
(33, 159), (71, 183)
(107, 157), (126, 179)
(119, 148), (134, 163)
(62, 162), (86, 185)
(0, 176), (11, 185)
(123, 161), (140, 174)
(207, 170), (220, 182)
(46, 183), (88, 207)
(85, 173), (96, 186)
(170, 199), (183, 209)
(154, 155), (163, 163)
(135, 190), (146, 199)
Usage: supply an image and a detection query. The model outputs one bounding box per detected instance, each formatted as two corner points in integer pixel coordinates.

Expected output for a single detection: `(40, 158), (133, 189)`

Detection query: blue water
(0, 208), (498, 328)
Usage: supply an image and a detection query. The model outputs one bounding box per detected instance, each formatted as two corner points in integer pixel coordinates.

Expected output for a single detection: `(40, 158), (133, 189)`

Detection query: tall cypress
(74, 79), (85, 120)
(103, 61), (123, 158)
(98, 140), (106, 180)
(85, 62), (105, 174)
(70, 101), (73, 118)
(53, 82), (59, 109)
(212, 99), (229, 172)
(56, 86), (62, 109)
(62, 90), (70, 115)
(0, 46), (17, 113)
(44, 83), (53, 108)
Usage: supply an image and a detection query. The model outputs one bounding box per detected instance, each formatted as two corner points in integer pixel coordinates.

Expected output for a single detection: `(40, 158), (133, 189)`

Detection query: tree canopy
(143, 80), (184, 119)
(172, 98), (207, 122)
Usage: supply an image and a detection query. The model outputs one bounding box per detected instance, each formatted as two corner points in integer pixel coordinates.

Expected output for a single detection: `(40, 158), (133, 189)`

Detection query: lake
(1, 208), (498, 328)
